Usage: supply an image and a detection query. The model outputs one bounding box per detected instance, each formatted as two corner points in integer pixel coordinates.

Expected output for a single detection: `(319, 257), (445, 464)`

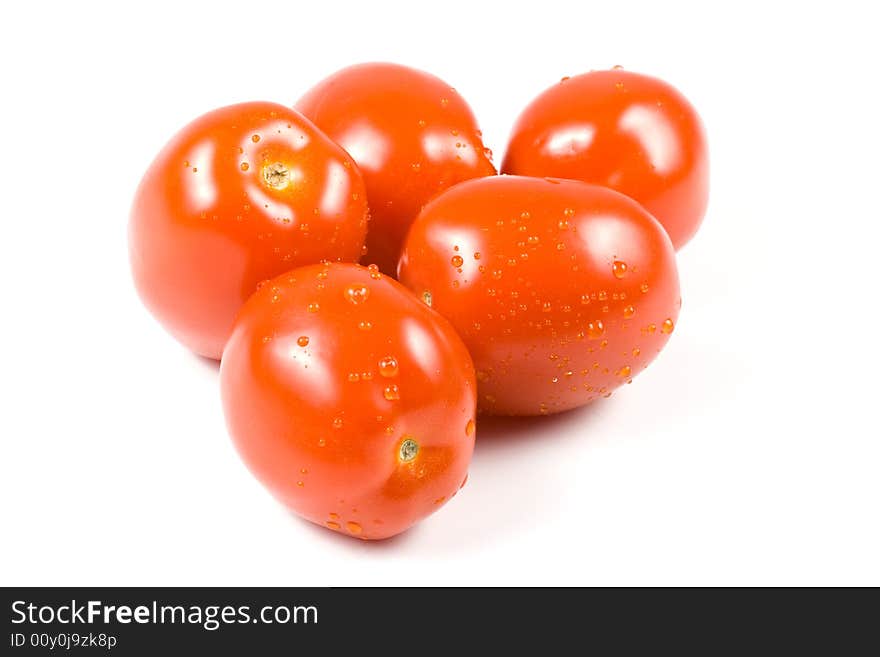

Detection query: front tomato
(220, 263), (476, 540)
(296, 62), (496, 276)
(129, 102), (369, 359)
(398, 176), (681, 416)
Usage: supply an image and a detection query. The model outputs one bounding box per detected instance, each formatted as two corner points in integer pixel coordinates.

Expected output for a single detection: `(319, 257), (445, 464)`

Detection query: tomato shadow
(410, 399), (615, 556)
(473, 400), (611, 447)
(189, 351), (221, 374)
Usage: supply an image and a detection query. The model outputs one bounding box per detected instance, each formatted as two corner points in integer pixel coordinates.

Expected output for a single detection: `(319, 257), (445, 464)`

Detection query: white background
(1, 1), (878, 586)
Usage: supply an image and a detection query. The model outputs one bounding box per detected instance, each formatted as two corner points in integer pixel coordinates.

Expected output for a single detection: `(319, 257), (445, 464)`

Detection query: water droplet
(297, 336), (309, 347)
(563, 208), (575, 218)
(465, 419), (476, 436)
(527, 235), (540, 245)
(451, 255), (464, 268)
(378, 356), (399, 378)
(476, 370), (490, 382)
(367, 264), (382, 280)
(240, 162), (250, 172)
(418, 119), (426, 127)
(542, 301), (552, 313)
(296, 481), (304, 487)
(329, 513), (339, 520)
(622, 305), (635, 319)
(558, 219), (570, 230)
(633, 347), (641, 357)
(440, 98), (449, 107)
(615, 82), (625, 91)
(251, 134), (261, 143)
(399, 437), (419, 462)
(346, 521), (362, 535)
(358, 320), (373, 331)
(586, 320), (605, 339)
(332, 417), (343, 429)
(318, 438), (326, 447)
(661, 318), (675, 334)
(383, 384), (400, 401)
(326, 521), (340, 530)
(344, 284), (370, 304)
(598, 291), (608, 301)
(648, 324), (657, 334)
(612, 261), (628, 278)
(422, 290), (432, 306)
(640, 283), (650, 293)
(618, 365), (632, 377)
(308, 302), (319, 313)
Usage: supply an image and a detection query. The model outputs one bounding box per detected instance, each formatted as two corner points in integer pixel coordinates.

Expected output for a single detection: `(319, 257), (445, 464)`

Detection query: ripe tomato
(296, 62), (496, 276)
(129, 102), (369, 359)
(398, 176), (681, 416)
(502, 69), (708, 250)
(220, 262), (476, 539)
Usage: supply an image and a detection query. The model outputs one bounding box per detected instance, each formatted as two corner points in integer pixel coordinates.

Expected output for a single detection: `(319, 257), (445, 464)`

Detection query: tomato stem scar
(262, 162), (291, 190)
(399, 438), (419, 462)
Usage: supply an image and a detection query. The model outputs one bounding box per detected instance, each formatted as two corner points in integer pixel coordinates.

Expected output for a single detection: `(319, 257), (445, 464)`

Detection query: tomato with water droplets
(502, 68), (709, 249)
(398, 176), (681, 416)
(296, 62), (496, 276)
(220, 262), (476, 539)
(129, 102), (369, 359)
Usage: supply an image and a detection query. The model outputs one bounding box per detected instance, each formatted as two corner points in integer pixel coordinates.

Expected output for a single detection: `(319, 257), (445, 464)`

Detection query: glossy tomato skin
(130, 102), (369, 359)
(398, 176), (680, 416)
(502, 69), (708, 250)
(296, 62), (496, 276)
(220, 262), (476, 540)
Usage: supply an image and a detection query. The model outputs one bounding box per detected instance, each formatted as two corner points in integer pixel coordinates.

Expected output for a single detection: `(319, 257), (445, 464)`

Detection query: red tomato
(398, 176), (681, 416)
(129, 102), (369, 359)
(296, 62), (496, 276)
(502, 69), (708, 250)
(220, 262), (476, 540)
